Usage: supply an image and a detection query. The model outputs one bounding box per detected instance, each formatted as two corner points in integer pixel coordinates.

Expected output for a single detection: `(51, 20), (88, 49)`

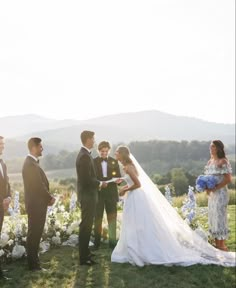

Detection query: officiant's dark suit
(76, 131), (106, 265)
(22, 137), (54, 271)
(0, 136), (11, 280)
(93, 141), (121, 249)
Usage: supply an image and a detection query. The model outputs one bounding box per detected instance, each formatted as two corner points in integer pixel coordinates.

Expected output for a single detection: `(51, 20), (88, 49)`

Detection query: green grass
(173, 190), (236, 207)
(1, 206), (235, 288)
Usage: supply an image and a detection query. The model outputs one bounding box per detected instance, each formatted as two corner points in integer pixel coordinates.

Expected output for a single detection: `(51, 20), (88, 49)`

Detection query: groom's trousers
(79, 195), (97, 263)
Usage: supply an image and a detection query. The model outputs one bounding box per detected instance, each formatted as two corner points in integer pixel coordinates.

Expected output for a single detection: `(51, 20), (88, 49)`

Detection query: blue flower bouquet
(195, 175), (217, 192)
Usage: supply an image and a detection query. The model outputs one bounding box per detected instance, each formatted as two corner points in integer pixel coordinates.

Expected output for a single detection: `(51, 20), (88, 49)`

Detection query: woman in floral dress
(205, 140), (232, 251)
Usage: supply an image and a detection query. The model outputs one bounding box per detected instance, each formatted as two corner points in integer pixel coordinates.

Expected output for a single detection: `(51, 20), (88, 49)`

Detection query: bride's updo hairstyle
(116, 146), (132, 165)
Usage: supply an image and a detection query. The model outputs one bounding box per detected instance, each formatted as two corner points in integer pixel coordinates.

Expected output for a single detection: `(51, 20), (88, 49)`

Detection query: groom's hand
(115, 178), (123, 184)
(101, 182), (108, 189)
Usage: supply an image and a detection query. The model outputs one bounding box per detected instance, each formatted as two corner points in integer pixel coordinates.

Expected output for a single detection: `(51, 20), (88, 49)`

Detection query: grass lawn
(1, 206), (235, 288)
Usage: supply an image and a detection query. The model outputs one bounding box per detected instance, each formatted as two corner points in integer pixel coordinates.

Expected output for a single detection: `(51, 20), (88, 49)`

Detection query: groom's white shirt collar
(28, 154), (39, 162)
(82, 146), (91, 154)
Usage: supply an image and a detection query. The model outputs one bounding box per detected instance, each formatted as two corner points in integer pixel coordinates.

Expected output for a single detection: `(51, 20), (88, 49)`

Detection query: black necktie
(101, 158), (107, 162)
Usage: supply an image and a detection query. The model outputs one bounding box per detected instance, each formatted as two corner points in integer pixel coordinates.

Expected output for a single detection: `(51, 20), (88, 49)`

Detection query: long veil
(129, 154), (236, 266)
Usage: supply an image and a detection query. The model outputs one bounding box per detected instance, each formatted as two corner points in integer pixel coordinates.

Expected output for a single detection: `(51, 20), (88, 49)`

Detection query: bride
(111, 146), (236, 267)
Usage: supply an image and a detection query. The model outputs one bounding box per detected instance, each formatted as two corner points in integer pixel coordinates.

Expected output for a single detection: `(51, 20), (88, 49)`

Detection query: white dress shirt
(101, 160), (108, 177)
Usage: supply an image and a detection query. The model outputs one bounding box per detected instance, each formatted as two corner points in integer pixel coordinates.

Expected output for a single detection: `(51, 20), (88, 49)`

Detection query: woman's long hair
(116, 146), (138, 174)
(212, 140), (226, 159)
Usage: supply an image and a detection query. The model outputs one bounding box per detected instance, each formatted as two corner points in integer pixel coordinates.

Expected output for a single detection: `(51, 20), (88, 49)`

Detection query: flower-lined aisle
(0, 190), (124, 263)
(0, 192), (80, 262)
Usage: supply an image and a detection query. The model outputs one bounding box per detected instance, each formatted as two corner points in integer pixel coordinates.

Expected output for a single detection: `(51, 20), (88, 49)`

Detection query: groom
(76, 131), (107, 265)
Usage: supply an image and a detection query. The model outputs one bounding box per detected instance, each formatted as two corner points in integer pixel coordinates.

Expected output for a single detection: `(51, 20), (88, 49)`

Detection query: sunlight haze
(0, 0), (235, 123)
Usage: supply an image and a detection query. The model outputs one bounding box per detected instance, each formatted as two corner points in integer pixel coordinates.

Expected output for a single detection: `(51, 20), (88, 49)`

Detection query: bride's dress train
(111, 156), (236, 267)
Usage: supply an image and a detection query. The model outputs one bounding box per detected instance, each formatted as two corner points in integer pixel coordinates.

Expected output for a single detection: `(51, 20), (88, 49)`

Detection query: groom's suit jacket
(76, 147), (100, 202)
(22, 156), (52, 214)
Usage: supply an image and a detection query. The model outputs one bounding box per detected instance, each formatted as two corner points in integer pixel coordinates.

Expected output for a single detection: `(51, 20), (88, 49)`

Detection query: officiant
(93, 141), (122, 249)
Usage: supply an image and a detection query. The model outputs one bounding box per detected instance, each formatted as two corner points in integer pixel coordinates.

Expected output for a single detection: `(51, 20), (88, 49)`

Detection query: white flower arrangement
(12, 244), (26, 259)
(0, 187), (211, 263)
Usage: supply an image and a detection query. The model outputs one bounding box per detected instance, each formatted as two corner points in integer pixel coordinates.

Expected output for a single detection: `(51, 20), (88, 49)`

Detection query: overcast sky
(0, 0), (235, 123)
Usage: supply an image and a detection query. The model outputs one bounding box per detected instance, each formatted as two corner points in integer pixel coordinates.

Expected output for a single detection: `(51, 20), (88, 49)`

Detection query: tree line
(7, 140), (235, 194)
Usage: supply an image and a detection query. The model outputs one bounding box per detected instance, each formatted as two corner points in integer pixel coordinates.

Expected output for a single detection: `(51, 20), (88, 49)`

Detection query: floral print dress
(204, 161), (232, 240)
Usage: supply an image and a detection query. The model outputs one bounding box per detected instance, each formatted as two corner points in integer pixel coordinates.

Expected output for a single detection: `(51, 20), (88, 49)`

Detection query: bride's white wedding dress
(111, 156), (236, 267)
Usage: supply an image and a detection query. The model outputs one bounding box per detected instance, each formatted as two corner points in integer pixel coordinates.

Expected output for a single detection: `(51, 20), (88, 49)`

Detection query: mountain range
(1, 111), (235, 159)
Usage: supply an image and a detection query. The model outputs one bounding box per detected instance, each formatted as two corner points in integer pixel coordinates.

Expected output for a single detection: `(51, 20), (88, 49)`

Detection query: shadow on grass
(0, 244), (235, 288)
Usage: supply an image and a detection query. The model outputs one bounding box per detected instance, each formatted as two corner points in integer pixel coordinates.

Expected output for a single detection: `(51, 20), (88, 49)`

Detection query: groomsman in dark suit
(22, 137), (55, 271)
(0, 136), (11, 280)
(93, 141), (121, 249)
(76, 131), (107, 265)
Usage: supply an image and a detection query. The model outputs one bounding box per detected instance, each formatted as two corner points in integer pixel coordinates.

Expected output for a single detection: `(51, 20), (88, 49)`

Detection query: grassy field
(1, 206), (235, 288)
(173, 189), (236, 207)
(9, 168), (76, 182)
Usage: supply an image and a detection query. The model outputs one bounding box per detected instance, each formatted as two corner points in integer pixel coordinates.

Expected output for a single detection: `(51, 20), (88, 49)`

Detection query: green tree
(170, 168), (189, 196)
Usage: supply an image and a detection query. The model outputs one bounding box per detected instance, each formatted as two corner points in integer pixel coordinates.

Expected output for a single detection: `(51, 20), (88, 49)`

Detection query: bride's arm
(119, 165), (141, 196)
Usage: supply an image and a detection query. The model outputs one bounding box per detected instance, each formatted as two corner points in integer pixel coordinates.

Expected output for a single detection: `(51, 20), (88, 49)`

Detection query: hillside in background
(1, 110), (235, 159)
(0, 114), (80, 138)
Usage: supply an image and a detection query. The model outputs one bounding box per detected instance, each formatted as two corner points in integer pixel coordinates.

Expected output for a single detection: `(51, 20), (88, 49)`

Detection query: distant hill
(1, 111), (235, 159)
(0, 114), (80, 138)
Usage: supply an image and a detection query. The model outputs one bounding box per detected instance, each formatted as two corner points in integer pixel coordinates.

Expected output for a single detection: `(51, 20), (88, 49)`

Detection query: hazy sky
(0, 0), (235, 123)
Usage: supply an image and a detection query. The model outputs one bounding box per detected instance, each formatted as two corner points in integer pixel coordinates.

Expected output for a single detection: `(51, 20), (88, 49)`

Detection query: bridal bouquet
(195, 175), (217, 192)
